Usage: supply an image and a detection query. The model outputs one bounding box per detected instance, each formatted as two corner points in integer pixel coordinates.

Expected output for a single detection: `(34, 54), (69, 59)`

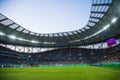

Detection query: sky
(0, 0), (92, 33)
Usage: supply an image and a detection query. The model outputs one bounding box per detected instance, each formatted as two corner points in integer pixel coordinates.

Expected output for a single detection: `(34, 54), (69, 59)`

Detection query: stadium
(0, 0), (120, 80)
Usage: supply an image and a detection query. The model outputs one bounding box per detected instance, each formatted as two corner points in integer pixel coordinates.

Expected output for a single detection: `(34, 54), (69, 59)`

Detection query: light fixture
(24, 39), (29, 42)
(112, 17), (117, 23)
(18, 38), (24, 41)
(9, 35), (16, 39)
(31, 40), (39, 43)
(0, 32), (5, 36)
(103, 24), (110, 30)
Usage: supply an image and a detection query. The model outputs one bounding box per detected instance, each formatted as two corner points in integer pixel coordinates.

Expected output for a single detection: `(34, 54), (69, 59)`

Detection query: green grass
(0, 65), (120, 80)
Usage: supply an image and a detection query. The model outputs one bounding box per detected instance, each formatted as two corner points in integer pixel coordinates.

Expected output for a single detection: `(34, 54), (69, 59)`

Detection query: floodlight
(112, 17), (117, 23)
(31, 40), (39, 43)
(103, 24), (110, 30)
(18, 38), (24, 41)
(24, 39), (29, 42)
(0, 32), (5, 36)
(9, 35), (17, 39)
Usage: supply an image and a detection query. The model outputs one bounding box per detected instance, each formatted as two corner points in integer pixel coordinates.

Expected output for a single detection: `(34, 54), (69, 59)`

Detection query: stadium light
(9, 35), (17, 39)
(31, 40), (39, 43)
(0, 32), (5, 36)
(103, 24), (110, 30)
(24, 39), (29, 42)
(112, 17), (117, 23)
(17, 38), (24, 41)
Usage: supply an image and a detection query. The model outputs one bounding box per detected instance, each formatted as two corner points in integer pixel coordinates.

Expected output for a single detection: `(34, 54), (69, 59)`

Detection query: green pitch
(0, 65), (120, 80)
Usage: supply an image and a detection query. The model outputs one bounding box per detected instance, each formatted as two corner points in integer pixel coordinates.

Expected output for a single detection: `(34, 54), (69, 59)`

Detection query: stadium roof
(0, 0), (120, 48)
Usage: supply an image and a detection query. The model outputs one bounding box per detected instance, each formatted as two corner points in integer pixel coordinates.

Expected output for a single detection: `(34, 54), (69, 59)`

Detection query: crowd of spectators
(0, 44), (120, 67)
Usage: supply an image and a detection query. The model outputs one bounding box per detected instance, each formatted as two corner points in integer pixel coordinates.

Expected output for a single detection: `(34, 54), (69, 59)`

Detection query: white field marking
(90, 67), (120, 73)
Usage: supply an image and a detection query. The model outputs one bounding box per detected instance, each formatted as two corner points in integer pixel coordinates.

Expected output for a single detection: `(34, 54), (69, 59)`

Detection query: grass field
(0, 65), (120, 80)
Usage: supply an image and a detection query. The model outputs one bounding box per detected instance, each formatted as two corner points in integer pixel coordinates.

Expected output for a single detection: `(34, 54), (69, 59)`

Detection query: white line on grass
(90, 67), (120, 73)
